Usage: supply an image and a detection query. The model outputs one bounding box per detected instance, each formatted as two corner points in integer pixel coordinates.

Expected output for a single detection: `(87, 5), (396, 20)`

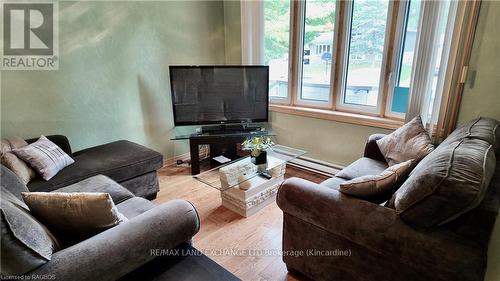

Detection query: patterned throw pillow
(339, 159), (414, 198)
(376, 116), (434, 166)
(1, 137), (36, 184)
(13, 136), (74, 180)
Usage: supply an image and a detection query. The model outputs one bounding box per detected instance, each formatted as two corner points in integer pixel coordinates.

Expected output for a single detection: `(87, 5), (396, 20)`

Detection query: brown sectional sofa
(277, 118), (499, 281)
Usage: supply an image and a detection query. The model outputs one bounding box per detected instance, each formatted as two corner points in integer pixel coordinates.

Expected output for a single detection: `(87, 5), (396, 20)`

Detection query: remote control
(259, 171), (272, 179)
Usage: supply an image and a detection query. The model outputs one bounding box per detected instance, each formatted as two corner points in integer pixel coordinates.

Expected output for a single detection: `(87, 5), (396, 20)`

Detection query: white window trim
(293, 0), (336, 109)
(241, 0), (264, 65)
(406, 0), (445, 122)
(385, 0), (416, 119)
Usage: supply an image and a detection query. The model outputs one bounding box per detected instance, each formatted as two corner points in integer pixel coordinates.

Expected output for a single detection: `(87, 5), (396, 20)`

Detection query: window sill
(269, 104), (403, 130)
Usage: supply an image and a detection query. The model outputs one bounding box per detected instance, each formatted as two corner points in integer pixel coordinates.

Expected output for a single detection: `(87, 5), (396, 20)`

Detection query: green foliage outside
(264, 0), (390, 64)
(349, 0), (389, 63)
(265, 0), (419, 85)
(264, 1), (291, 64)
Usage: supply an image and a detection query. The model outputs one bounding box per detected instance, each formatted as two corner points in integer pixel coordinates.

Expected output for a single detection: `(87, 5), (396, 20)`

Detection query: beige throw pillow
(21, 192), (127, 240)
(13, 135), (74, 180)
(339, 159), (414, 198)
(376, 116), (434, 166)
(1, 137), (36, 184)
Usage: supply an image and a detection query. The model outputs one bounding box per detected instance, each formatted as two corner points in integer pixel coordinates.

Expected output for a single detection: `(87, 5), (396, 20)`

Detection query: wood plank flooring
(154, 165), (328, 281)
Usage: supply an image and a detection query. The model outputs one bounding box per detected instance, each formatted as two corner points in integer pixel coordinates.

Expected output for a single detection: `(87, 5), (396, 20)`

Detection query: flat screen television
(169, 65), (269, 126)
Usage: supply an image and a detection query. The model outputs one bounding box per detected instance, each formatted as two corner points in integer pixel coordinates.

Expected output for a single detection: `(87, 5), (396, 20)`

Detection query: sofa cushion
(54, 175), (134, 204)
(13, 136), (74, 180)
(22, 192), (127, 244)
(442, 117), (499, 152)
(320, 177), (347, 190)
(119, 171), (159, 198)
(335, 157), (388, 180)
(1, 187), (59, 275)
(394, 138), (496, 227)
(376, 116), (434, 166)
(116, 197), (156, 219)
(1, 165), (29, 200)
(1, 137), (36, 184)
(27, 140), (163, 193)
(339, 159), (414, 198)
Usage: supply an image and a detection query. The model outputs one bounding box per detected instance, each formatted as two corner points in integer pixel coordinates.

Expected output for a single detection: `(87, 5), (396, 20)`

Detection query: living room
(1, 0), (499, 280)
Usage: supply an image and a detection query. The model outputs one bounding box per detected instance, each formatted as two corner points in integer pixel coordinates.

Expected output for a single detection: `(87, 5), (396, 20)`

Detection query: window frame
(293, 0), (337, 109)
(266, 0), (294, 106)
(385, 0), (420, 119)
(259, 0), (481, 137)
(334, 0), (394, 116)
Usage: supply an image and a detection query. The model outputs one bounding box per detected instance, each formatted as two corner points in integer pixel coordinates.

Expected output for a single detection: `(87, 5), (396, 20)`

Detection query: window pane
(300, 0), (336, 102)
(397, 0), (421, 88)
(392, 0), (421, 113)
(344, 0), (389, 107)
(265, 1), (291, 99)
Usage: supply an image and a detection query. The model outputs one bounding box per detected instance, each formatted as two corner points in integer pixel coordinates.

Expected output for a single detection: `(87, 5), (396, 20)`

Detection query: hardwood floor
(154, 165), (328, 281)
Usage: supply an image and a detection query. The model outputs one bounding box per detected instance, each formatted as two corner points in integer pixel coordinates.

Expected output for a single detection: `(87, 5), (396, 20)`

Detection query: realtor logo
(1, 2), (59, 70)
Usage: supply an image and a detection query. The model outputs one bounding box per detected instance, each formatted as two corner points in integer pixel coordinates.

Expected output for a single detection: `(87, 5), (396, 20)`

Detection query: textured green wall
(458, 1), (500, 124)
(270, 112), (392, 167)
(0, 1), (226, 157)
(223, 1), (242, 64)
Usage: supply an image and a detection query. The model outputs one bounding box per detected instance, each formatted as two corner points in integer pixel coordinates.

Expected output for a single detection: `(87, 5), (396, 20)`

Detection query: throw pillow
(339, 159), (414, 198)
(21, 192), (127, 241)
(1, 137), (36, 184)
(1, 187), (60, 275)
(13, 135), (74, 180)
(376, 116), (434, 166)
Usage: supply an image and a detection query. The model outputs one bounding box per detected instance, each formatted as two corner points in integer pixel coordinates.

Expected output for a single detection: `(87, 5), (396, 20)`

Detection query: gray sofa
(277, 118), (500, 281)
(1, 165), (200, 280)
(25, 135), (163, 199)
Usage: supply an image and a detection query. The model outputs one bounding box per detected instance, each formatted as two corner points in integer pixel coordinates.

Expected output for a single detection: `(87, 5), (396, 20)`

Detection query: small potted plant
(242, 137), (275, 165)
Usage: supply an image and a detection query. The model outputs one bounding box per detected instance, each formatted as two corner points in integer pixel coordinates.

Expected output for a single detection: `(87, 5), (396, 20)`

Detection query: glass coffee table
(194, 145), (306, 217)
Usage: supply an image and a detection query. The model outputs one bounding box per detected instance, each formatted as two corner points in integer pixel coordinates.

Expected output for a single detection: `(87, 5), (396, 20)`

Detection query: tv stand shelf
(201, 123), (262, 134)
(171, 124), (275, 175)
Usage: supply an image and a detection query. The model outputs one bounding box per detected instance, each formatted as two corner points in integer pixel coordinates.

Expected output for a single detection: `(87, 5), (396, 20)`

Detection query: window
(388, 0), (421, 115)
(264, 1), (291, 100)
(259, 0), (465, 129)
(299, 0), (336, 104)
(341, 0), (390, 109)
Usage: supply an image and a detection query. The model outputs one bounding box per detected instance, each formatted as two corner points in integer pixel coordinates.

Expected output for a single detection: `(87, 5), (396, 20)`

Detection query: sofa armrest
(25, 135), (72, 156)
(277, 177), (480, 271)
(363, 133), (386, 163)
(28, 199), (200, 281)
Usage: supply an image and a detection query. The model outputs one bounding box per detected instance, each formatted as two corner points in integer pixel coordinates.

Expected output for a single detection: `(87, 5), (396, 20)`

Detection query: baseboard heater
(165, 149), (343, 178)
(287, 156), (342, 177)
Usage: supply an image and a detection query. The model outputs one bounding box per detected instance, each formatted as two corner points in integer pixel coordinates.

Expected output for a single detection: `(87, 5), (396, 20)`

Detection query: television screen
(169, 66), (269, 126)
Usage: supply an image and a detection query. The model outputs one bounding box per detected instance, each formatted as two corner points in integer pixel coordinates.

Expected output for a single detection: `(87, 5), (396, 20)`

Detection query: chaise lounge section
(25, 135), (163, 199)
